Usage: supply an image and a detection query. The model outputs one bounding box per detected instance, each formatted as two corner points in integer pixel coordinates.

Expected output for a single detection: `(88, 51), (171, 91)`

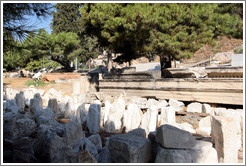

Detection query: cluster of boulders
(3, 88), (243, 163)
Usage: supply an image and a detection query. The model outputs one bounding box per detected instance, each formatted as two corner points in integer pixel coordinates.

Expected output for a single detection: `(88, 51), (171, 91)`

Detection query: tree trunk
(160, 55), (172, 78)
(107, 52), (113, 72)
(51, 56), (73, 72)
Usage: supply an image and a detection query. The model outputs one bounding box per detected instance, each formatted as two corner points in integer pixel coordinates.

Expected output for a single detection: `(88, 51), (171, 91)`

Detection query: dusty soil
(3, 77), (73, 96)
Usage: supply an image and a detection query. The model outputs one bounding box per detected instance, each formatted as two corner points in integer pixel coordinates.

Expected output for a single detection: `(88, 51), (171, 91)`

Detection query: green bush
(25, 79), (55, 87)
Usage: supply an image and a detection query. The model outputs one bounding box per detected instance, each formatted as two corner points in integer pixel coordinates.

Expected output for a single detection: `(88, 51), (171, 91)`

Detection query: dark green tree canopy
(51, 3), (84, 35)
(80, 3), (243, 65)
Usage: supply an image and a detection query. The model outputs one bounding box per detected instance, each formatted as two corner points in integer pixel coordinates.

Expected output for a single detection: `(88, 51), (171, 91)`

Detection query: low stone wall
(42, 73), (81, 82)
(99, 78), (243, 105)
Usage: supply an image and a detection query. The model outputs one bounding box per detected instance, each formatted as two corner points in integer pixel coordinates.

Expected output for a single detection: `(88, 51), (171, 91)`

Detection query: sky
(23, 3), (56, 34)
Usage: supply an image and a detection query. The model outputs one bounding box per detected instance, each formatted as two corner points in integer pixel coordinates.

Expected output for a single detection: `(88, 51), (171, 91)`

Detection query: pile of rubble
(3, 88), (243, 163)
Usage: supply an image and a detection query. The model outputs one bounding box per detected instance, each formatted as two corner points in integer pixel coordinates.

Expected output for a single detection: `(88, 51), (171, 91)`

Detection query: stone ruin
(3, 87), (244, 163)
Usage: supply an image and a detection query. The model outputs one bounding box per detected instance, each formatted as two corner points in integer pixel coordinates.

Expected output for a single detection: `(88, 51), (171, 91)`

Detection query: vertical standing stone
(141, 105), (158, 136)
(15, 92), (25, 113)
(30, 98), (42, 114)
(87, 104), (100, 134)
(168, 99), (184, 112)
(160, 106), (175, 125)
(211, 116), (238, 163)
(48, 98), (58, 116)
(123, 103), (142, 132)
(34, 93), (43, 108)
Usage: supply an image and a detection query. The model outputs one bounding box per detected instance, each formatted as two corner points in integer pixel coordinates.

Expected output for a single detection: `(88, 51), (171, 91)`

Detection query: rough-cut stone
(155, 124), (196, 149)
(202, 104), (213, 115)
(141, 105), (158, 136)
(64, 101), (74, 118)
(212, 107), (226, 116)
(87, 104), (100, 134)
(179, 122), (196, 134)
(196, 116), (211, 136)
(78, 150), (97, 163)
(13, 118), (37, 138)
(155, 146), (191, 163)
(109, 132), (151, 163)
(30, 98), (42, 115)
(48, 98), (58, 115)
(34, 93), (43, 108)
(130, 97), (147, 109)
(97, 148), (111, 163)
(88, 134), (102, 150)
(103, 101), (111, 126)
(15, 92), (25, 113)
(211, 116), (238, 163)
(168, 99), (184, 112)
(5, 99), (18, 113)
(123, 103), (142, 132)
(190, 140), (218, 163)
(157, 100), (168, 109)
(146, 98), (159, 109)
(64, 116), (83, 148)
(187, 102), (202, 113)
(104, 97), (125, 133)
(160, 106), (175, 125)
(217, 109), (242, 151)
(127, 128), (146, 138)
(73, 138), (98, 160)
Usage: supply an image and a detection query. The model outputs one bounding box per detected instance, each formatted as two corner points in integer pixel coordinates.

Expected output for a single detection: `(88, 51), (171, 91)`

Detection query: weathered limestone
(160, 106), (175, 125)
(157, 100), (168, 109)
(187, 102), (202, 113)
(48, 98), (58, 115)
(97, 148), (111, 163)
(64, 116), (83, 148)
(146, 99), (159, 109)
(13, 118), (37, 138)
(88, 134), (102, 150)
(202, 104), (213, 115)
(211, 116), (238, 163)
(30, 98), (42, 115)
(129, 97), (147, 109)
(64, 101), (74, 119)
(141, 105), (158, 136)
(108, 132), (151, 163)
(190, 140), (218, 163)
(104, 97), (125, 133)
(217, 109), (242, 150)
(179, 122), (196, 134)
(34, 93), (43, 108)
(168, 99), (184, 112)
(15, 92), (25, 113)
(213, 107), (226, 116)
(103, 101), (111, 126)
(123, 103), (142, 132)
(73, 138), (98, 160)
(155, 146), (191, 163)
(5, 99), (18, 113)
(155, 124), (196, 149)
(196, 116), (211, 137)
(87, 104), (100, 134)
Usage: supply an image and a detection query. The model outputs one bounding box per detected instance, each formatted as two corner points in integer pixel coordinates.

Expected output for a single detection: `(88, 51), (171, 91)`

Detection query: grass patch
(25, 79), (55, 87)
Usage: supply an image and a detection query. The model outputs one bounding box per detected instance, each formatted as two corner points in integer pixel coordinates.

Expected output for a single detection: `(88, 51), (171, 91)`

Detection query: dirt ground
(3, 77), (73, 96)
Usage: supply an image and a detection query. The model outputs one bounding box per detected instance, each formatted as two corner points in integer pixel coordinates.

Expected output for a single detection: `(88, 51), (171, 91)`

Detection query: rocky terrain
(3, 86), (243, 163)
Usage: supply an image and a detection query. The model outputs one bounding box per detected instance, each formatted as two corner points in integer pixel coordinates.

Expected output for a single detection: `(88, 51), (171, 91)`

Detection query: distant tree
(80, 3), (243, 76)
(3, 3), (52, 52)
(16, 29), (83, 71)
(51, 3), (84, 35)
(52, 3), (100, 67)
